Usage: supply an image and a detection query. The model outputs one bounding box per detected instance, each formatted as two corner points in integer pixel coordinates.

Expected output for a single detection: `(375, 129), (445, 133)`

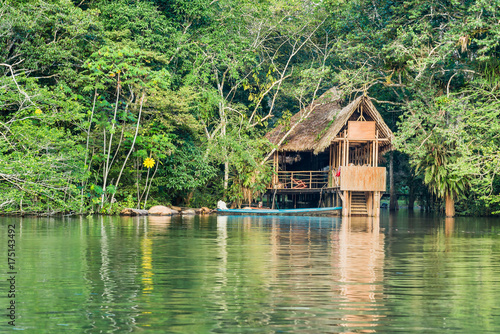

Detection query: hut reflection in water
(216, 215), (385, 331)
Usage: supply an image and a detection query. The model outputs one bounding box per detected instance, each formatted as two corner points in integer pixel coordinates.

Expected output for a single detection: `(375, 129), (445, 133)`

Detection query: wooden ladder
(350, 191), (367, 215)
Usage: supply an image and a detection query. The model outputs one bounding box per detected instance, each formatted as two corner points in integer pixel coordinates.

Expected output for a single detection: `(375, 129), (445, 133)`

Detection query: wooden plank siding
(340, 166), (386, 192)
(347, 121), (376, 140)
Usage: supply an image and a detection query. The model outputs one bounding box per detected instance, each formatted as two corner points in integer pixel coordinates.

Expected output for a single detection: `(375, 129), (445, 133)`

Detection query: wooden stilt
(342, 190), (350, 216)
(367, 191), (373, 216)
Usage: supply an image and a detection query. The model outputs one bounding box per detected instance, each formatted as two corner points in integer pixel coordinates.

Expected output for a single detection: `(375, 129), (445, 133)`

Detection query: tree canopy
(1, 0), (499, 215)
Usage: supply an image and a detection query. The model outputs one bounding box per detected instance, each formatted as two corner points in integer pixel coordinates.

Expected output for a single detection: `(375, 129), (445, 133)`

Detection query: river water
(1, 211), (499, 333)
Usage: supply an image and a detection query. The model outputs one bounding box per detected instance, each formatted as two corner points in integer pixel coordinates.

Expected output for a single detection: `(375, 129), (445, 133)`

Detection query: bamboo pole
(368, 142), (371, 166)
(342, 131), (345, 166)
(345, 130), (347, 166)
(346, 139), (349, 165)
(329, 144), (333, 187)
(273, 151), (278, 186)
(372, 142), (374, 166)
(373, 140), (376, 167)
(337, 141), (341, 168)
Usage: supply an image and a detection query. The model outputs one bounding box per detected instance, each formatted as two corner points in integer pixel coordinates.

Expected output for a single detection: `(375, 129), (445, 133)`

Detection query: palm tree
(415, 141), (469, 217)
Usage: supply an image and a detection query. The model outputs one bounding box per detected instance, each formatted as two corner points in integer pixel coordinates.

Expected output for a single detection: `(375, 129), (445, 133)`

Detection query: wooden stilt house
(266, 88), (394, 216)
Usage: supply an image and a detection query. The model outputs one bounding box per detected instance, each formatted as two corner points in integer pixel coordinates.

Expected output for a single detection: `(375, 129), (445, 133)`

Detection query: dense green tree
(322, 0), (500, 216)
(1, 0), (499, 215)
(0, 0), (98, 214)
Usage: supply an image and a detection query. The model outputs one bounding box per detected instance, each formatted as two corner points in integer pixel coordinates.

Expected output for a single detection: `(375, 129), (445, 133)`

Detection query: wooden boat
(217, 206), (342, 215)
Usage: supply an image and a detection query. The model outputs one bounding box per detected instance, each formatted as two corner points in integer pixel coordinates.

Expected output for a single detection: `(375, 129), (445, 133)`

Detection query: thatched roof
(266, 88), (395, 155)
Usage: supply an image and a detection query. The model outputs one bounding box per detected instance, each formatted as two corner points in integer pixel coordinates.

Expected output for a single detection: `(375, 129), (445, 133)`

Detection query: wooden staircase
(351, 191), (367, 215)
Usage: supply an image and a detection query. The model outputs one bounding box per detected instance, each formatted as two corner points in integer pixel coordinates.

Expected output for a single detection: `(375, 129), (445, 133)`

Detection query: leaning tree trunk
(445, 193), (455, 217)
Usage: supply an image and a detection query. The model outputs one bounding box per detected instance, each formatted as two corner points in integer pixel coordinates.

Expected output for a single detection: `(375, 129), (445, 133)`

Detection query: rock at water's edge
(120, 208), (149, 216)
(196, 207), (212, 214)
(148, 205), (172, 216)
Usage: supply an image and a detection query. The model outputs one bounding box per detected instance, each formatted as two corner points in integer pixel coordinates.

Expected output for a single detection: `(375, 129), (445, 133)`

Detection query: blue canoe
(217, 206), (342, 215)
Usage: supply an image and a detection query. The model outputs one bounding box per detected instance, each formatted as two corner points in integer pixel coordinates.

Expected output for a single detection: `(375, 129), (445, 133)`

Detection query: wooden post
(342, 190), (350, 216)
(337, 140), (341, 168)
(375, 130), (379, 167)
(273, 151), (278, 186)
(369, 141), (372, 166)
(372, 141), (376, 167)
(342, 135), (345, 166)
(346, 139), (349, 166)
(329, 144), (333, 187)
(367, 191), (373, 216)
(329, 144), (332, 171)
(309, 171), (312, 189)
(374, 191), (380, 217)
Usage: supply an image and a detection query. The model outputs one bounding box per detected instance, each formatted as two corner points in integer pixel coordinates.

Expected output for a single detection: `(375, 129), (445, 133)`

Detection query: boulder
(170, 206), (182, 212)
(120, 208), (149, 216)
(182, 209), (196, 215)
(148, 205), (172, 216)
(170, 209), (179, 215)
(197, 207), (212, 214)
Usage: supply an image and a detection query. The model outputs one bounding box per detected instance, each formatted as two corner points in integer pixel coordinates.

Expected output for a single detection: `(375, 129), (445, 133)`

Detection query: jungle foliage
(1, 0), (499, 215)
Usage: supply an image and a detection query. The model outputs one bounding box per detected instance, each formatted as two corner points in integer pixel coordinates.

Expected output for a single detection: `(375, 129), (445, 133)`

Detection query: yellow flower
(143, 157), (155, 169)
(34, 108), (42, 115)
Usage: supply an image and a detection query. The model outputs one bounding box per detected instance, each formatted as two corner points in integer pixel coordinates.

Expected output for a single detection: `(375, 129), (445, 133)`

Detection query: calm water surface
(1, 211), (500, 333)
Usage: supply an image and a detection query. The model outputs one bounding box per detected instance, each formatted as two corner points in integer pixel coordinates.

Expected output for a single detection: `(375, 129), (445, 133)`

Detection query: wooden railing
(268, 167), (386, 191)
(270, 171), (331, 189)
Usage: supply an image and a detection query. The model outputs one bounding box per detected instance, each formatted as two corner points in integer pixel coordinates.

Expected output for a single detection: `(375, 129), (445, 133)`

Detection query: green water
(1, 212), (500, 333)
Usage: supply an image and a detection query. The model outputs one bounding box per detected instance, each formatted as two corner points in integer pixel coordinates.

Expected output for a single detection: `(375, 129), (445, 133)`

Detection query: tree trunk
(408, 183), (415, 211)
(445, 193), (455, 217)
(224, 160), (229, 191)
(110, 93), (144, 205)
(389, 150), (398, 211)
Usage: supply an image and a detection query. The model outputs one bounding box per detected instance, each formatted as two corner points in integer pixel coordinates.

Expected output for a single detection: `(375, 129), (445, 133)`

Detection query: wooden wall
(340, 166), (386, 191)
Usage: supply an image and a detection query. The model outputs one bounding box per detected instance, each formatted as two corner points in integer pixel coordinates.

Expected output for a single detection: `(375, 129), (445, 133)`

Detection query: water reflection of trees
(82, 216), (144, 332)
(10, 213), (500, 332)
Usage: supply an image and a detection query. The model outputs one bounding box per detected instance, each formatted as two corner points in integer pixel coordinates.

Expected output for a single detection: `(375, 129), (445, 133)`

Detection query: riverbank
(0, 205), (215, 217)
(120, 205), (214, 216)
